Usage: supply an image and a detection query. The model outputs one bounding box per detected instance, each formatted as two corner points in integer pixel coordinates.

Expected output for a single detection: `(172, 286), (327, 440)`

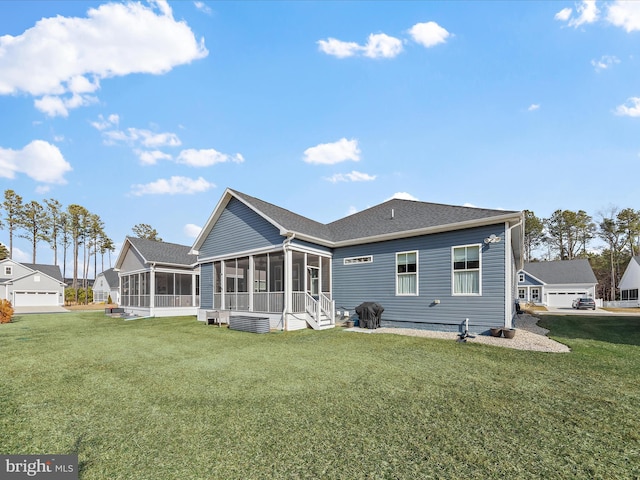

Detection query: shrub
(0, 299), (14, 324)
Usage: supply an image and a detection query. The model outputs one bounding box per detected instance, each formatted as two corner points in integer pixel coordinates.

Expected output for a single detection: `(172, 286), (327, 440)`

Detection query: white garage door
(547, 291), (586, 308)
(14, 291), (59, 307)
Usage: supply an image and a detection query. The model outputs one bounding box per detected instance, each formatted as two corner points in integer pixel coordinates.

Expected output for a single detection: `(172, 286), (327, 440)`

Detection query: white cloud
(91, 114), (120, 131)
(555, 7), (573, 21)
(0, 140), (72, 184)
(177, 149), (244, 167)
(317, 33), (403, 59)
(135, 149), (173, 165)
(408, 22), (451, 48)
(103, 128), (181, 148)
(325, 170), (376, 183)
(607, 0), (640, 32)
(303, 138), (361, 165)
(317, 38), (361, 58)
(528, 104), (540, 111)
(130, 176), (215, 196)
(615, 97), (640, 117)
(0, 1), (208, 116)
(591, 55), (620, 72)
(389, 192), (419, 201)
(362, 33), (403, 59)
(347, 206), (358, 215)
(194, 2), (212, 15)
(184, 223), (203, 238)
(35, 93), (99, 117)
(569, 0), (599, 27)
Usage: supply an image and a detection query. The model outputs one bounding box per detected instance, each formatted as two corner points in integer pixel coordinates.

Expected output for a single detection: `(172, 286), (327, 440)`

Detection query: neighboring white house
(615, 256), (640, 307)
(93, 268), (119, 304)
(0, 259), (65, 307)
(518, 259), (598, 308)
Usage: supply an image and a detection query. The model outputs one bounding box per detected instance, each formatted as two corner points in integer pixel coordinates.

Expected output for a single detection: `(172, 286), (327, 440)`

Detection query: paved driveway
(539, 306), (637, 315)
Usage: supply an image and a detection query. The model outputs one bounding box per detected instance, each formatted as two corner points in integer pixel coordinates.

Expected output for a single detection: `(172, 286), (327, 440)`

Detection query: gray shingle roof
(127, 237), (196, 266)
(231, 190), (333, 241)
(22, 263), (64, 282)
(98, 268), (119, 287)
(327, 199), (518, 242)
(523, 259), (597, 285)
(231, 189), (518, 244)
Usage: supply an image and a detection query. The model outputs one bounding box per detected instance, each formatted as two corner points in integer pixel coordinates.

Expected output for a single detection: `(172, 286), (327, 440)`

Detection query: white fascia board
(520, 271), (547, 286)
(190, 189), (288, 255)
(113, 237), (139, 270)
(190, 188), (234, 254)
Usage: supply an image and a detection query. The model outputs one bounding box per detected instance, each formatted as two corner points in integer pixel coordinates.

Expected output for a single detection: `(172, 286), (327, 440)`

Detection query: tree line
(3, 187), (637, 302)
(0, 189), (117, 301)
(524, 207), (640, 301)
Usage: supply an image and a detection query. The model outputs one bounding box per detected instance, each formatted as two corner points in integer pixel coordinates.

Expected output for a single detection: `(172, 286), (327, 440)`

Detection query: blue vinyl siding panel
(200, 262), (213, 309)
(332, 224), (507, 331)
(198, 198), (284, 259)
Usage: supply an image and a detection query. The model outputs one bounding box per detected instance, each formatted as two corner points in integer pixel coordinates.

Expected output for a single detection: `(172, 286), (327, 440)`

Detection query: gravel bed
(345, 313), (570, 353)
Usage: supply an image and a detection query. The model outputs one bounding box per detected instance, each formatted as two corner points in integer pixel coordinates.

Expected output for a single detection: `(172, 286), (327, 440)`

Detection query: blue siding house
(517, 259), (598, 308)
(191, 188), (525, 333)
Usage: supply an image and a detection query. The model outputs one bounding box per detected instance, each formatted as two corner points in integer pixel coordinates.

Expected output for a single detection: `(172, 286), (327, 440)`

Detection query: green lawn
(1, 312), (639, 479)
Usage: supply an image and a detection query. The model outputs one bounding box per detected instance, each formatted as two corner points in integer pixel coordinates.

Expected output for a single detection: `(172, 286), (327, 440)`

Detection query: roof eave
(333, 212), (523, 248)
(190, 188), (288, 255)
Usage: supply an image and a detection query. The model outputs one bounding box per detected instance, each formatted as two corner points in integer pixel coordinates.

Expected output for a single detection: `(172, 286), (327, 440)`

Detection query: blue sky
(1, 0), (639, 272)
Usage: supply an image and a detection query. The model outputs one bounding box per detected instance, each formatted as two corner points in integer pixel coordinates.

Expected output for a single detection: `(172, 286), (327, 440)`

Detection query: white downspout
(505, 217), (524, 329)
(282, 232), (296, 331)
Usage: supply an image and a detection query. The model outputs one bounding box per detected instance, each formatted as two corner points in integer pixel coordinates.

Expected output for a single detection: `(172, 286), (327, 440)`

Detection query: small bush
(0, 299), (14, 323)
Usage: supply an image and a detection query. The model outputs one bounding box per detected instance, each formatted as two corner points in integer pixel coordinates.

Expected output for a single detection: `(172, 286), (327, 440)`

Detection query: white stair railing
(304, 293), (320, 329)
(319, 293), (335, 325)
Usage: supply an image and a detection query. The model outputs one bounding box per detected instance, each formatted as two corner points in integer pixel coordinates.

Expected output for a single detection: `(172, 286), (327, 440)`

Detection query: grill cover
(355, 302), (384, 329)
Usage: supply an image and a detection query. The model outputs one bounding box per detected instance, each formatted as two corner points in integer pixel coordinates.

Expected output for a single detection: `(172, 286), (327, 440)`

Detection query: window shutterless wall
(332, 224), (507, 329)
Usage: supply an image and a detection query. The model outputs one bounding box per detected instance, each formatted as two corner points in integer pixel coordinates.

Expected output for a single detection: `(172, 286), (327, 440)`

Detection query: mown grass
(1, 312), (639, 479)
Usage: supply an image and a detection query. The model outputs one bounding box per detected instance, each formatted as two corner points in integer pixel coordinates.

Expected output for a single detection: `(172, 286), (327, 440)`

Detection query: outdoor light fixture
(484, 234), (501, 244)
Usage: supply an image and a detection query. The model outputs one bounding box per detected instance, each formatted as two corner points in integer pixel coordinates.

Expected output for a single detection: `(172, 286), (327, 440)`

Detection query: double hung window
(453, 245), (481, 295)
(396, 251), (418, 295)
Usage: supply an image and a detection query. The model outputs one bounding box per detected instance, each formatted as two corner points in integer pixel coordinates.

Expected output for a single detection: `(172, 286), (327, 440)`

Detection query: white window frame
(396, 250), (418, 296)
(344, 255), (373, 265)
(452, 244), (482, 296)
(4, 266), (12, 276)
(531, 288), (540, 302)
(518, 273), (525, 283)
(518, 288), (526, 300)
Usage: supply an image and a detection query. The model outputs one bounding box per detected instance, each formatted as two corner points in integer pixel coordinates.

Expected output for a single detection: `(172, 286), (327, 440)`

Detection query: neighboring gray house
(190, 188), (525, 333)
(93, 268), (120, 304)
(0, 259), (65, 307)
(114, 237), (200, 317)
(517, 259), (598, 308)
(616, 256), (640, 307)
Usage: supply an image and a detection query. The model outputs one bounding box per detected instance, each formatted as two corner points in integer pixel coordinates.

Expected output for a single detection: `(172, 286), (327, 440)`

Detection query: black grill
(355, 302), (384, 329)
